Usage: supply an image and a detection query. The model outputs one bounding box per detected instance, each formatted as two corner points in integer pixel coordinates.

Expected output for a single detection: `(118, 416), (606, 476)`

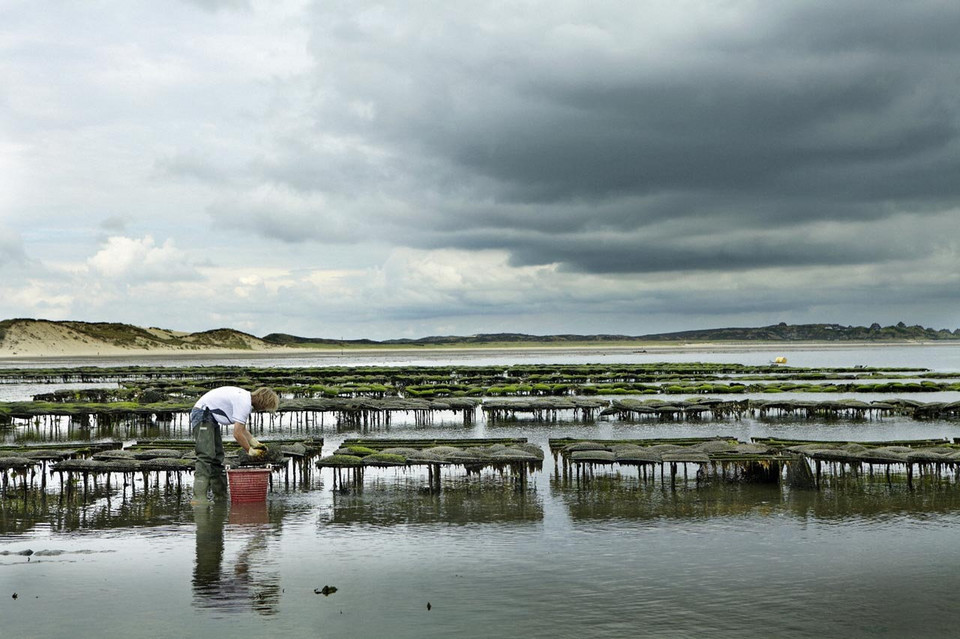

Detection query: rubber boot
(210, 472), (228, 503)
(192, 475), (211, 505)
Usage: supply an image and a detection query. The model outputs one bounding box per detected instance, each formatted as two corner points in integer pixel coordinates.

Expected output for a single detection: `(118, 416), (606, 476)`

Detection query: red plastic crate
(227, 467), (271, 503)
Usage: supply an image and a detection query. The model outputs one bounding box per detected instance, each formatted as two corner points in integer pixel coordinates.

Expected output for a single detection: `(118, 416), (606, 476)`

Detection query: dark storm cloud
(620, 280), (960, 324)
(437, 209), (944, 274)
(250, 0), (960, 274)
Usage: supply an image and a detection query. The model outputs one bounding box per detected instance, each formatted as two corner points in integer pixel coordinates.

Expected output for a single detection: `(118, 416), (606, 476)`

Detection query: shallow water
(4, 347), (960, 637)
(2, 341), (960, 370)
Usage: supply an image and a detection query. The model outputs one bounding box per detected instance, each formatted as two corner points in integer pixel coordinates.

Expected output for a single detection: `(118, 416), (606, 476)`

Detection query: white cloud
(179, 0), (252, 13)
(0, 280), (74, 319)
(0, 227), (28, 269)
(87, 236), (201, 283)
(0, 143), (29, 214)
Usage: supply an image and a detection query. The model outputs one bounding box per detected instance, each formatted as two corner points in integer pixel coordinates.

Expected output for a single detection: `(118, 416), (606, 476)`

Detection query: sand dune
(0, 319), (283, 358)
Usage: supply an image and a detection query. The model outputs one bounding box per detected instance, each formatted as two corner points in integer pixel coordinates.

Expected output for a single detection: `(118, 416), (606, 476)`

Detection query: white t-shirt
(194, 386), (253, 426)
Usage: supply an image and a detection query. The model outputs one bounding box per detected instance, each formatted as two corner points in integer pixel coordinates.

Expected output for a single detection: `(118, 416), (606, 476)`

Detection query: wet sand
(1, 339), (954, 364)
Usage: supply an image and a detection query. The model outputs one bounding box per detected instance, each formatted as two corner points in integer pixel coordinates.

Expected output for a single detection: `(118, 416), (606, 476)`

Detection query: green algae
(362, 453), (407, 466)
(317, 454), (363, 467)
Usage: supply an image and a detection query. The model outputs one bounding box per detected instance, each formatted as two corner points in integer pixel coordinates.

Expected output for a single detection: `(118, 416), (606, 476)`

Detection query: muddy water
(4, 347), (960, 637)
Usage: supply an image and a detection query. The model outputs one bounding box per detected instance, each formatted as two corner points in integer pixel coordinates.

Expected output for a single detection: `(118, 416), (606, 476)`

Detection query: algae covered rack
(0, 437), (323, 501)
(550, 436), (960, 491)
(316, 437), (543, 492)
(4, 362), (960, 438)
(5, 360), (960, 504)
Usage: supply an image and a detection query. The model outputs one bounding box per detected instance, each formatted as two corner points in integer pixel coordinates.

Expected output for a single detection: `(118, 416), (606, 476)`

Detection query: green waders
(191, 407), (228, 503)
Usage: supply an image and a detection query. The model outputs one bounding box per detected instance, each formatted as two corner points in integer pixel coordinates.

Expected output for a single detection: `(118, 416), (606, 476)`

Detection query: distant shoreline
(1, 339), (957, 365)
(3, 318), (956, 361)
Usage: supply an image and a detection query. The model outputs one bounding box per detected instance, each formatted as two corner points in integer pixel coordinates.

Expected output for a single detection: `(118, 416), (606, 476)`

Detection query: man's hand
(248, 445), (267, 459)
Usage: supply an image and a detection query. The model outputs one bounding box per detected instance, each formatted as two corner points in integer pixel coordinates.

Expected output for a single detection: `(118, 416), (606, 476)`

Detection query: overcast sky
(1, 1), (958, 339)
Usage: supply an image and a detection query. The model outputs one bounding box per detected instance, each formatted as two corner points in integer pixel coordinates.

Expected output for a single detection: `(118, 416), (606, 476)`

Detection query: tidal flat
(3, 345), (960, 638)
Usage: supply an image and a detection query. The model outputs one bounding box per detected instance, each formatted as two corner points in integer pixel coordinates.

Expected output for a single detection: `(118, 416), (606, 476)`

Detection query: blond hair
(251, 387), (279, 412)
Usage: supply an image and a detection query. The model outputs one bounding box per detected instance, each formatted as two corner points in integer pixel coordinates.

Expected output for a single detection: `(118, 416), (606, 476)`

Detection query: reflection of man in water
(192, 503), (280, 615)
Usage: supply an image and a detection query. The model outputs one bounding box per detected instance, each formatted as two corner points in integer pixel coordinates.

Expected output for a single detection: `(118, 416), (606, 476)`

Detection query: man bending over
(190, 386), (279, 504)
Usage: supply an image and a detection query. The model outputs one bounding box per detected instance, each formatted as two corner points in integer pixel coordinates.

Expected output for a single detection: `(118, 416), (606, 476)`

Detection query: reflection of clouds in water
(192, 502), (281, 616)
(0, 382), (117, 402)
(0, 549), (117, 555)
(0, 548), (120, 566)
